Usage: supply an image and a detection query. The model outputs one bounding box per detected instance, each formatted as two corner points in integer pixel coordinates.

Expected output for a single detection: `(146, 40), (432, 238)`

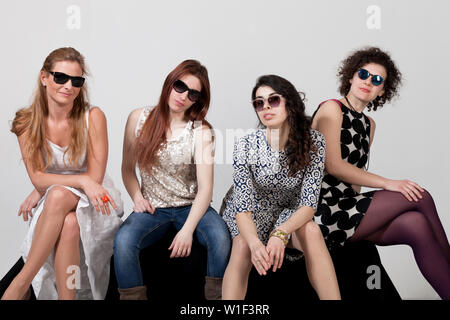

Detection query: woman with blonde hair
(1, 47), (123, 300)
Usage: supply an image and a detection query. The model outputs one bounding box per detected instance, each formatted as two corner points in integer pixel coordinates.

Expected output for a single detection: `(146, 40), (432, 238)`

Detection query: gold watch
(269, 228), (289, 246)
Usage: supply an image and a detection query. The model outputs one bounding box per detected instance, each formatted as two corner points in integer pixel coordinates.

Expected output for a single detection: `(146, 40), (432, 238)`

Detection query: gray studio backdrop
(1, 0), (449, 299)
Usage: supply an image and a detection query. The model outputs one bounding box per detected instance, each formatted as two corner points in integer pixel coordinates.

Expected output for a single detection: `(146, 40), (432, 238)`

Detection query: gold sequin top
(135, 107), (198, 208)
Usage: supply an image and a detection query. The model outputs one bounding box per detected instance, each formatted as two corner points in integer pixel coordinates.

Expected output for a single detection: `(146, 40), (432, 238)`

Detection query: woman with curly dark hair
(220, 75), (341, 300)
(312, 47), (450, 299)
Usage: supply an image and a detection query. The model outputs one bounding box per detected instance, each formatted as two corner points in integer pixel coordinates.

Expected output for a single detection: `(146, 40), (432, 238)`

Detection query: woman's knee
(60, 212), (80, 242)
(198, 210), (231, 250)
(400, 211), (429, 231)
(113, 224), (137, 253)
(418, 188), (434, 206)
(231, 236), (251, 261)
(45, 187), (75, 211)
(297, 221), (323, 242)
(394, 211), (435, 246)
(209, 225), (231, 252)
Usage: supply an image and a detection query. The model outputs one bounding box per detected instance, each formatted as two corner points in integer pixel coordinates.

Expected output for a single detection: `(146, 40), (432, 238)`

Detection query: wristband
(269, 228), (289, 246)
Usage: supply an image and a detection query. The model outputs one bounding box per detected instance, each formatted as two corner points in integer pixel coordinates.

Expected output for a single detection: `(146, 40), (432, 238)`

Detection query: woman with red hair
(114, 60), (230, 300)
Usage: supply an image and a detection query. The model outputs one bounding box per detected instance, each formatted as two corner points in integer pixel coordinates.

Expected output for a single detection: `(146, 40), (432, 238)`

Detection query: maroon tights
(350, 189), (450, 299)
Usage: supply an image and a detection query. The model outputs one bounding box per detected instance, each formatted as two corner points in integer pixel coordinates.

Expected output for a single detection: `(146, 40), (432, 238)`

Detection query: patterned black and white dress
(220, 129), (325, 256)
(312, 99), (375, 250)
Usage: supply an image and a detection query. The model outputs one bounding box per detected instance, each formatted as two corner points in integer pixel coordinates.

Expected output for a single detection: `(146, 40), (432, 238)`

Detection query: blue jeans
(113, 205), (231, 289)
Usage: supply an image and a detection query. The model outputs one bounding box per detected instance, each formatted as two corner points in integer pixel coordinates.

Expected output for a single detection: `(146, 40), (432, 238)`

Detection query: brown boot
(204, 277), (222, 300)
(118, 285), (148, 300)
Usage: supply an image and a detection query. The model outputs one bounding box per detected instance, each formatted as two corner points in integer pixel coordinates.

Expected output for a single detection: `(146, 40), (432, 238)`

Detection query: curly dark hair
(338, 47), (402, 111)
(252, 75), (316, 176)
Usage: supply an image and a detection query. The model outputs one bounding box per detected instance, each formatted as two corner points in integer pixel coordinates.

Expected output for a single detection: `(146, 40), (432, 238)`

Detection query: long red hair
(135, 59), (211, 173)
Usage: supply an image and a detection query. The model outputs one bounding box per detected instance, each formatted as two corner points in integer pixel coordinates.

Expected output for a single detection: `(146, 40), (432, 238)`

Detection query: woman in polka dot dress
(311, 47), (450, 299)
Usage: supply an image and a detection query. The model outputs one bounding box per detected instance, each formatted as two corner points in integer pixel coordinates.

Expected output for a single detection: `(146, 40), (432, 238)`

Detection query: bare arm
(314, 100), (388, 189)
(236, 211), (270, 275)
(265, 131), (325, 271)
(276, 131), (326, 234)
(17, 188), (43, 221)
(181, 125), (215, 233)
(232, 137), (270, 274)
(231, 136), (260, 247)
(277, 206), (315, 235)
(19, 133), (86, 193)
(85, 106), (109, 184)
(121, 108), (144, 202)
(18, 107), (117, 213)
(121, 108), (155, 213)
(19, 107), (108, 192)
(236, 212), (261, 249)
(314, 100), (424, 201)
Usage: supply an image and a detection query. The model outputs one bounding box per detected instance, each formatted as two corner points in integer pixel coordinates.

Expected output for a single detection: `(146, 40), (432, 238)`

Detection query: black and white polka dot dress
(312, 99), (375, 250)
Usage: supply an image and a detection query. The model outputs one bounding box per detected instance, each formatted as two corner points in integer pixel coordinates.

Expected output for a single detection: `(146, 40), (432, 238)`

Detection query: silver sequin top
(135, 107), (198, 208)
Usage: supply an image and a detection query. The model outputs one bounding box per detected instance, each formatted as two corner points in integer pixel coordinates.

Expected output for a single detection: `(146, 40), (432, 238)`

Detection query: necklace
(345, 96), (358, 112)
(344, 96), (359, 113)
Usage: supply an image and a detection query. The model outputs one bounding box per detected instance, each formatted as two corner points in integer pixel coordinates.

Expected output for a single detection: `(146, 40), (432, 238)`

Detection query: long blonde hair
(11, 47), (90, 171)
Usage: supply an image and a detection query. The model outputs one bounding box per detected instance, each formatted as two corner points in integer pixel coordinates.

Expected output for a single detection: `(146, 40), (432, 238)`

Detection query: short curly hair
(337, 47), (402, 111)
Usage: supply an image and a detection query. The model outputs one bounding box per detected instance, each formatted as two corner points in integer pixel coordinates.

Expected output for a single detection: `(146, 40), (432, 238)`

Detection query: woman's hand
(384, 179), (425, 202)
(133, 195), (155, 214)
(81, 176), (118, 215)
(169, 228), (193, 258)
(266, 236), (285, 272)
(18, 189), (42, 222)
(248, 239), (270, 276)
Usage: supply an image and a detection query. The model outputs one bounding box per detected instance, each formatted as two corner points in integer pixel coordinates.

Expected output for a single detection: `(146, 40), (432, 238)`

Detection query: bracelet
(269, 228), (289, 246)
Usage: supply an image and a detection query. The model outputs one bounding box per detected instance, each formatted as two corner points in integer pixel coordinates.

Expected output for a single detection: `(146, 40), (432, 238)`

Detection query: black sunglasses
(173, 80), (201, 102)
(251, 94), (282, 112)
(49, 71), (85, 88)
(357, 68), (384, 86)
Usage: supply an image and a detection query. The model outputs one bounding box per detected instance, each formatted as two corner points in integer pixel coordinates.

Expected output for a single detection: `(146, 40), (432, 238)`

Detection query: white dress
(20, 113), (124, 300)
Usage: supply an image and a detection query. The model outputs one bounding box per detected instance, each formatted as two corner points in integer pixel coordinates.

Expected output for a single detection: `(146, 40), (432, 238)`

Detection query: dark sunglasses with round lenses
(173, 79), (201, 102)
(357, 68), (384, 86)
(49, 71), (85, 88)
(251, 94), (282, 112)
